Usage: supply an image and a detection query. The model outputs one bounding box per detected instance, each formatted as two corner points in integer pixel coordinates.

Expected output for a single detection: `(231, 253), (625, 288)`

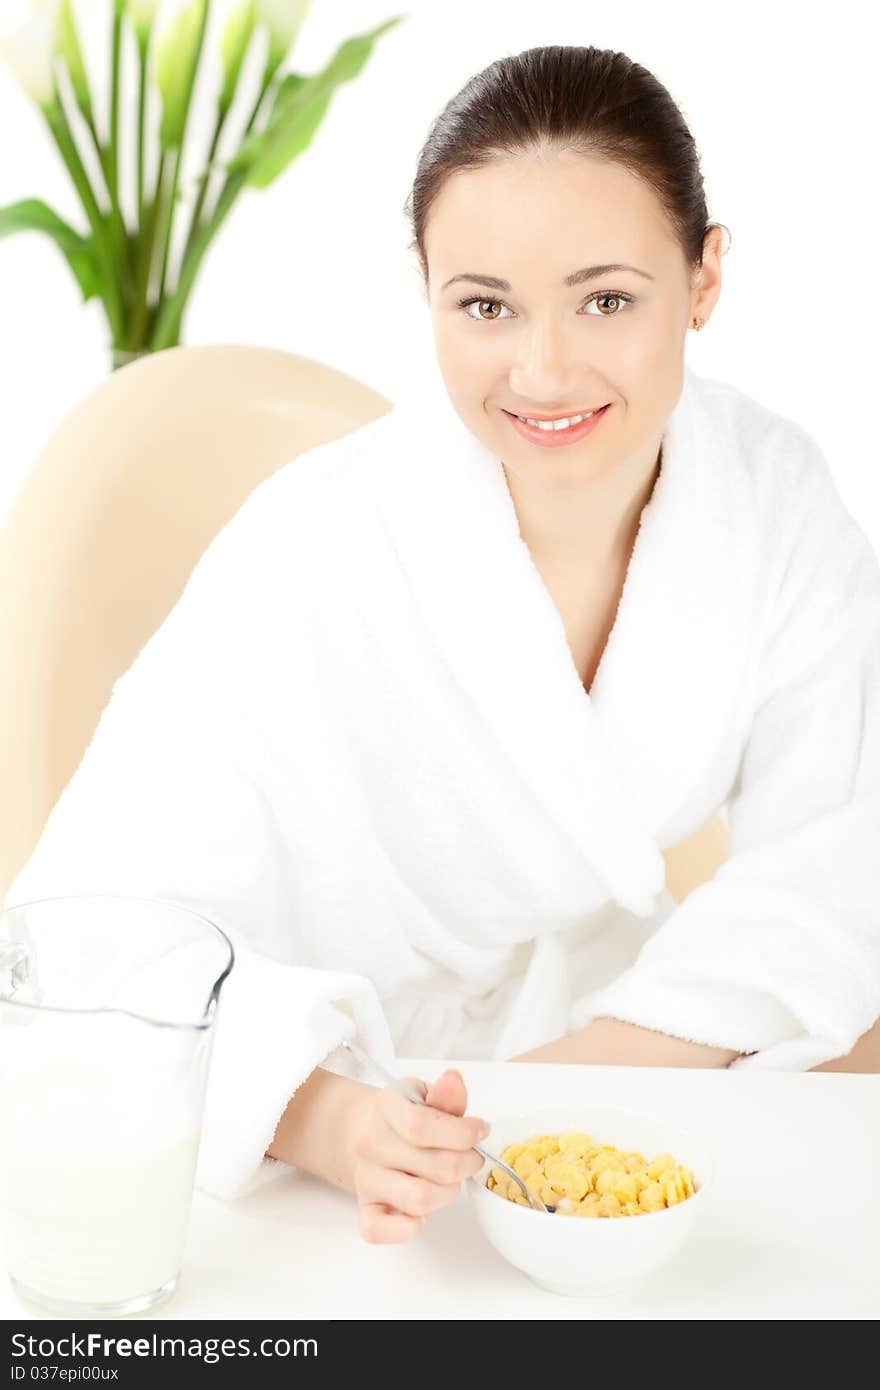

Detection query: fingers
(364, 1127), (486, 1187)
(424, 1068), (468, 1116)
(355, 1159), (462, 1221)
(400, 1070), (472, 1128)
(380, 1086), (488, 1152)
(359, 1202), (426, 1245)
(400, 1075), (428, 1101)
(352, 1069), (489, 1247)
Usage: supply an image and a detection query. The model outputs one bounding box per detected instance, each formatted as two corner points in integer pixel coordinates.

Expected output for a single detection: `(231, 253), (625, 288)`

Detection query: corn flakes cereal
(490, 1130), (696, 1218)
(545, 1162), (591, 1202)
(590, 1148), (629, 1175)
(513, 1151), (538, 1180)
(558, 1132), (595, 1156)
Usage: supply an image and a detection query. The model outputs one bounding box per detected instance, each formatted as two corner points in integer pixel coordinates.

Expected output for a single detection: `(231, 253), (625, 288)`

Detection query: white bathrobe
(5, 365), (880, 1200)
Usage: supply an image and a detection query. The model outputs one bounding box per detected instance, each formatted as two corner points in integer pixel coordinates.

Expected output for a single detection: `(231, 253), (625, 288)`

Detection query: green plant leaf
(0, 198), (103, 302)
(229, 15), (406, 191)
(271, 71), (310, 114)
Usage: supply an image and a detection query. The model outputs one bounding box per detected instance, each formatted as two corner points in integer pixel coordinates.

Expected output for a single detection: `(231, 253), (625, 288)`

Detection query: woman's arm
(266, 1067), (375, 1192)
(270, 1022), (737, 1191)
(509, 1015), (880, 1070)
(552, 444), (880, 1073)
(508, 1016), (744, 1067)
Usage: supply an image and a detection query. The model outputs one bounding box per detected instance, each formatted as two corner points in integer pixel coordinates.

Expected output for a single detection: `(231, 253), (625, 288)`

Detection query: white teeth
(517, 410), (596, 430)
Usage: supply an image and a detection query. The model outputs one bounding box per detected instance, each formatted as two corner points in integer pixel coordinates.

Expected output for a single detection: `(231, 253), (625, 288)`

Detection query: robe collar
(367, 365), (759, 916)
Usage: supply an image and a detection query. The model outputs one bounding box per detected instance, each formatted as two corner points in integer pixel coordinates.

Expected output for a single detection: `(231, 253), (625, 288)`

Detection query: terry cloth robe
(5, 365), (880, 1201)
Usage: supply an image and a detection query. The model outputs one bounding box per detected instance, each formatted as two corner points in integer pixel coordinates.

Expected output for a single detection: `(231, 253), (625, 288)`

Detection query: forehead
(423, 149), (677, 278)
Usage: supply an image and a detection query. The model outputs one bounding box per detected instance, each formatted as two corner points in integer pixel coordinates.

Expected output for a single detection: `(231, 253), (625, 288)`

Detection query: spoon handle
(341, 1038), (423, 1099)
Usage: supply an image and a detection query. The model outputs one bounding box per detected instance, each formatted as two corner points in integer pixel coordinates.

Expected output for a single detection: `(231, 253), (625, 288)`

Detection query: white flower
(219, 1), (255, 112)
(256, 0), (310, 70)
(0, 1), (61, 108)
(125, 0), (164, 39)
(156, 0), (207, 148)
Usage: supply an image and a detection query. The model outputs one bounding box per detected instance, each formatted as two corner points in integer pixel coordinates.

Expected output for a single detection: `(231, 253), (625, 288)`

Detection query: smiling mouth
(503, 405), (611, 431)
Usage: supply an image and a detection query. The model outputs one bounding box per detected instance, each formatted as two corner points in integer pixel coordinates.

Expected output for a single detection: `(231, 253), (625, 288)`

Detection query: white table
(3, 1062), (879, 1321)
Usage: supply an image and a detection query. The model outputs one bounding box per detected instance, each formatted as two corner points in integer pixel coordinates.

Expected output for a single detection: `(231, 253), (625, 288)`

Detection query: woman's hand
(347, 1068), (490, 1244)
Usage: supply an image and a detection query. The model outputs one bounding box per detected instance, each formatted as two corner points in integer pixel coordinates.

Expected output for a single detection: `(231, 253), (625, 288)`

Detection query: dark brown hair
(404, 45), (729, 283)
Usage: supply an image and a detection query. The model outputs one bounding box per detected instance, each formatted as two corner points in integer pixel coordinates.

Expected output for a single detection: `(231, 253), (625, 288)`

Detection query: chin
(504, 455), (614, 490)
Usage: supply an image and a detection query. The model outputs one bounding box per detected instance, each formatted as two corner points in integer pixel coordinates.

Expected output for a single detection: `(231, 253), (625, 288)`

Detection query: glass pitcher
(0, 894), (234, 1318)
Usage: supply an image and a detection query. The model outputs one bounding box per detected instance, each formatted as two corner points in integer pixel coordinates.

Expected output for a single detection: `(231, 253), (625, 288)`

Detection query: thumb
(423, 1068), (467, 1117)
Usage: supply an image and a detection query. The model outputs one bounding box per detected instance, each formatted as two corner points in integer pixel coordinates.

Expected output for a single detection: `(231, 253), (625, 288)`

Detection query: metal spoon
(340, 1038), (554, 1214)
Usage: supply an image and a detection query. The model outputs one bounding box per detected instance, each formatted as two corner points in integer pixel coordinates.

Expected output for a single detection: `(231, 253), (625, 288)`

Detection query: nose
(508, 317), (582, 405)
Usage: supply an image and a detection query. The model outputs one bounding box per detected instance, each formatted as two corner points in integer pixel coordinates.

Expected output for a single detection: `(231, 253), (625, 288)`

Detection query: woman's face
(423, 148), (722, 492)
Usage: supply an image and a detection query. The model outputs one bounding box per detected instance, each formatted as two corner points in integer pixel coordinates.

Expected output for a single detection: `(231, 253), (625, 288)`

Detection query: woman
(6, 45), (880, 1245)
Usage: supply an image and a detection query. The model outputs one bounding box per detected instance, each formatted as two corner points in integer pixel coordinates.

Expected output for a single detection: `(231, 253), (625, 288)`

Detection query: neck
(503, 441), (663, 567)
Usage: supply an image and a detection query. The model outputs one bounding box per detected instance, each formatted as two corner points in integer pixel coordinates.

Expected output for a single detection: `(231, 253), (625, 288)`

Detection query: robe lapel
(369, 367), (689, 918)
(588, 369), (762, 836)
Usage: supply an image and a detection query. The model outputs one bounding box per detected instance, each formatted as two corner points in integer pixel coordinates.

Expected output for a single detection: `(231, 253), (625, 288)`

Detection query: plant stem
(44, 101), (124, 346)
(177, 106), (228, 270)
(126, 30), (155, 353)
(187, 65), (270, 243)
(80, 99), (132, 312)
(136, 37), (148, 232)
(109, 5), (122, 215)
(149, 169), (245, 351)
(126, 148), (167, 353)
(156, 68), (276, 347)
(156, 144), (183, 304)
(107, 1), (138, 315)
(229, 66), (275, 169)
(83, 110), (109, 182)
(153, 0), (212, 317)
(58, 8), (132, 332)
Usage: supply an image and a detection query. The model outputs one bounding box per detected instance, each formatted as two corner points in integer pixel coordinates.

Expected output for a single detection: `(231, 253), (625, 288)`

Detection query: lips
(508, 406), (609, 422)
(503, 403), (612, 447)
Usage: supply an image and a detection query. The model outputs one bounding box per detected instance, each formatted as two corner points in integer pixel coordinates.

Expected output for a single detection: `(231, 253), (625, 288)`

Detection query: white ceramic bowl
(467, 1104), (713, 1298)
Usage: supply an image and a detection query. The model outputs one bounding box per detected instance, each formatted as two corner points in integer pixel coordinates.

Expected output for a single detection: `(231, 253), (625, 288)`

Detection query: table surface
(3, 1061), (879, 1322)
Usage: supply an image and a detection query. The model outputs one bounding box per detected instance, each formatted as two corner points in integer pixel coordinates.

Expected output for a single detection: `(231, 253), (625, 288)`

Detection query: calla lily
(219, 0), (255, 114)
(125, 0), (164, 43)
(256, 0), (310, 76)
(56, 0), (92, 120)
(2, 0), (405, 367)
(155, 0), (208, 149)
(0, 0), (60, 109)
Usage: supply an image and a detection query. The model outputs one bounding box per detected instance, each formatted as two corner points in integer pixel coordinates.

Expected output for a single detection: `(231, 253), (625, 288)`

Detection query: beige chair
(0, 344), (729, 904)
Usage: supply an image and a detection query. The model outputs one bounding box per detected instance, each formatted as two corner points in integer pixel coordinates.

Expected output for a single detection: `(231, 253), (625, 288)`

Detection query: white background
(1, 0), (877, 542)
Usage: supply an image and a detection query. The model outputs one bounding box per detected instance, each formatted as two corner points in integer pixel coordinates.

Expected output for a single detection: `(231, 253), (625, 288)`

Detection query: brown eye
(458, 296), (511, 321)
(583, 291), (634, 317)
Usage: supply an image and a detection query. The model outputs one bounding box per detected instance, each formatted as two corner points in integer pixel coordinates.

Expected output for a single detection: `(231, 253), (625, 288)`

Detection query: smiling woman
(398, 48), (729, 706)
(4, 44), (879, 1256)
(404, 47), (726, 558)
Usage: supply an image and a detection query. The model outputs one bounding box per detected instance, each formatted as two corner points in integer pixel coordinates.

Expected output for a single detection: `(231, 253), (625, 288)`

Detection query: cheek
(434, 329), (498, 398)
(609, 330), (662, 377)
(436, 322), (497, 372)
(434, 315), (504, 366)
(432, 352), (486, 421)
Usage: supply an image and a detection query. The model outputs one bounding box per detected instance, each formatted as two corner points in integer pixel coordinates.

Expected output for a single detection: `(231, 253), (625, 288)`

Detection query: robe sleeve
(2, 467), (395, 1201)
(577, 434), (880, 1068)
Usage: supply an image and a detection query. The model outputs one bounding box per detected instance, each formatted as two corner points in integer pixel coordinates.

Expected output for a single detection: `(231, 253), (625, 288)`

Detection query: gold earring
(691, 316), (705, 331)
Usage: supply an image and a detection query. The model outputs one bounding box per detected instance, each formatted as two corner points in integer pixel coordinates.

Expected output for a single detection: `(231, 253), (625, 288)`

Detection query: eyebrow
(440, 263), (656, 292)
